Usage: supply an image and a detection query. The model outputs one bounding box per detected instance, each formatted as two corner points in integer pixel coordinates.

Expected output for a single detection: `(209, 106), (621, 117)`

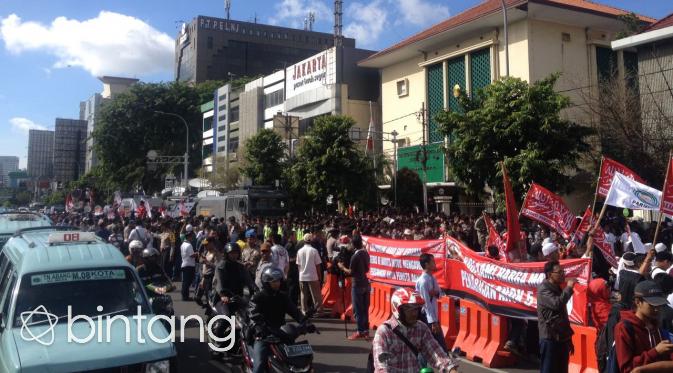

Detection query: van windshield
(1, 213), (43, 221)
(13, 268), (149, 327)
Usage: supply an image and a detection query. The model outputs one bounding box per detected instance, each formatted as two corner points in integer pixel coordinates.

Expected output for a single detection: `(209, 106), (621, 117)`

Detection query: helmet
(261, 267), (284, 284)
(129, 240), (144, 253)
(245, 229), (256, 238)
(390, 288), (425, 319)
(338, 235), (351, 245)
(141, 247), (160, 259)
(225, 242), (241, 254)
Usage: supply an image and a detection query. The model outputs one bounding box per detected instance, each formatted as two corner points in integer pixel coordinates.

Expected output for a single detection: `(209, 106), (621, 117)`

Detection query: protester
(180, 227), (197, 301)
(255, 242), (275, 290)
(270, 233), (289, 278)
(537, 260), (575, 373)
(296, 233), (323, 314)
(588, 277), (612, 330)
(339, 235), (370, 340)
(415, 253), (448, 351)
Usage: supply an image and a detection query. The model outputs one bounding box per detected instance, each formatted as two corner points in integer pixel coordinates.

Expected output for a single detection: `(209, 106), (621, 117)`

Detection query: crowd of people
(42, 205), (673, 373)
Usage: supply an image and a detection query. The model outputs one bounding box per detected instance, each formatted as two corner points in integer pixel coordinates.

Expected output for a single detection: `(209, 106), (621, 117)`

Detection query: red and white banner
(502, 163), (521, 253)
(597, 156), (645, 197)
(364, 236), (448, 288)
(444, 235), (590, 324)
(484, 213), (507, 261)
(661, 155), (673, 216)
(570, 208), (618, 268)
(521, 183), (577, 239)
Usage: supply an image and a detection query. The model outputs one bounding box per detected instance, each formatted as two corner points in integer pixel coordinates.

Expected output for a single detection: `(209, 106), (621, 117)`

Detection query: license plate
(284, 344), (313, 357)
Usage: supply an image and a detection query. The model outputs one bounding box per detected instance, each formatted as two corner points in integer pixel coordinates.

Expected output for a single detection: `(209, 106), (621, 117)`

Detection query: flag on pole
(65, 194), (74, 213)
(661, 154), (673, 216)
(366, 101), (374, 155)
(597, 156), (645, 197)
(502, 162), (521, 254)
(605, 172), (662, 210)
(484, 213), (507, 262)
(521, 183), (578, 239)
(570, 207), (618, 268)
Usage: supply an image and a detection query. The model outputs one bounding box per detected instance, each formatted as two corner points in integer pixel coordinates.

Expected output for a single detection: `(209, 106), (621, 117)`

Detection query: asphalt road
(168, 284), (538, 373)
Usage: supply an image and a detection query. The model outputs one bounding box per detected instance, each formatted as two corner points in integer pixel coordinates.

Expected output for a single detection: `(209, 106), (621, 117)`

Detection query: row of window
(264, 89), (284, 109)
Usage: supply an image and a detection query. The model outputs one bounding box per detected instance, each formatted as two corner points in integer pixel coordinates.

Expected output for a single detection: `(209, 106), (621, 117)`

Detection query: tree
(435, 75), (593, 199)
(93, 82), (210, 193)
(393, 168), (423, 211)
(286, 115), (377, 210)
(202, 156), (241, 190)
(14, 190), (32, 206)
(241, 129), (287, 185)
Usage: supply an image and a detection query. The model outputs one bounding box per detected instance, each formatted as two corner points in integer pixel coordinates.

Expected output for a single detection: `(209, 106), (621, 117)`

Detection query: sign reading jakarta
(285, 48), (336, 99)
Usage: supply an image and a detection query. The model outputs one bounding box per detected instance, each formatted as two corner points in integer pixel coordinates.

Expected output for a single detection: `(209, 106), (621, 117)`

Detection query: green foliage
(14, 190), (32, 206)
(93, 81), (211, 193)
(196, 80), (226, 103)
(241, 129), (287, 185)
(435, 75), (593, 200)
(616, 12), (644, 39)
(285, 115), (377, 211)
(393, 167), (423, 211)
(42, 190), (66, 206)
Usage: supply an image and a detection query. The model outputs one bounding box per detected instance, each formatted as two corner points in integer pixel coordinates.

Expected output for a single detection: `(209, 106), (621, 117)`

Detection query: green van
(0, 227), (177, 372)
(0, 213), (52, 251)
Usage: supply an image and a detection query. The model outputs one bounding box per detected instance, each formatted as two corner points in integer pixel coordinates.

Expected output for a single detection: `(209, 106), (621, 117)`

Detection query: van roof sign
(47, 231), (98, 245)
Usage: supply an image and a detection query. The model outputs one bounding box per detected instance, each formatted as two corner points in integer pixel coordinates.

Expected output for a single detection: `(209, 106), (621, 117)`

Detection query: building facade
(54, 118), (88, 184)
(84, 76), (138, 173)
(174, 16), (355, 83)
(0, 156), (19, 186)
(27, 130), (54, 180)
(359, 0), (654, 212)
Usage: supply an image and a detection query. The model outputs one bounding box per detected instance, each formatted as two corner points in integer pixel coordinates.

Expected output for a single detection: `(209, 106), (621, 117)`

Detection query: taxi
(0, 212), (52, 251)
(0, 228), (177, 373)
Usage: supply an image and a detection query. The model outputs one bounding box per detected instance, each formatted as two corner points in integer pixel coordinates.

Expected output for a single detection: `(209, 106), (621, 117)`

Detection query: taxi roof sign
(47, 231), (98, 245)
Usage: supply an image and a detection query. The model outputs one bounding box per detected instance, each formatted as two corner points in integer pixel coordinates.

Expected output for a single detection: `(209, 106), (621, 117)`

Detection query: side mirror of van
(238, 200), (245, 209)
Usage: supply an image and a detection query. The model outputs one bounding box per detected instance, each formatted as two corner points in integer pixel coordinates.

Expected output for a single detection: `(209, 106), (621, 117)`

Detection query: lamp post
(391, 130), (398, 209)
(154, 111), (190, 191)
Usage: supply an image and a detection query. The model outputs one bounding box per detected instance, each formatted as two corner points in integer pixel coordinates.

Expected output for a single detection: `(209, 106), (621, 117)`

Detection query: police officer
(214, 242), (254, 315)
(136, 247), (175, 296)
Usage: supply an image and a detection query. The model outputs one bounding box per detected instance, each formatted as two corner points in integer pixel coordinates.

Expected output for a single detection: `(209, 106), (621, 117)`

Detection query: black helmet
(141, 247), (160, 259)
(261, 267), (284, 284)
(225, 242), (241, 254)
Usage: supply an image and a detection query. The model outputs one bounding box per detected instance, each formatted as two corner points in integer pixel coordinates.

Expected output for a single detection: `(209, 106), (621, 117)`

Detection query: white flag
(605, 172), (662, 210)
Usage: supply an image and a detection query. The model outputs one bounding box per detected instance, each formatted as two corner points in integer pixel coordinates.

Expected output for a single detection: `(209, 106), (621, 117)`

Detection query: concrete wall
(639, 39), (673, 149)
(239, 86), (264, 151)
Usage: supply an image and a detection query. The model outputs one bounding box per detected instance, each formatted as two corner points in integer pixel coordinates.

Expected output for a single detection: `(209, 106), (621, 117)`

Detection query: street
(169, 286), (538, 373)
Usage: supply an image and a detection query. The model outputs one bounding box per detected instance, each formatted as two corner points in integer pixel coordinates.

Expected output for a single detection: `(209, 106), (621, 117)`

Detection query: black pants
(196, 273), (213, 303)
(539, 339), (570, 373)
(181, 266), (195, 301)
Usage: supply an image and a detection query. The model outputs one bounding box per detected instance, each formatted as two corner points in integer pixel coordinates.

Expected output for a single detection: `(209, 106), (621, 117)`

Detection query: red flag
(661, 154), (673, 216)
(502, 163), (521, 254)
(570, 207), (618, 268)
(65, 194), (74, 213)
(484, 213), (507, 262)
(521, 183), (578, 239)
(597, 156), (645, 197)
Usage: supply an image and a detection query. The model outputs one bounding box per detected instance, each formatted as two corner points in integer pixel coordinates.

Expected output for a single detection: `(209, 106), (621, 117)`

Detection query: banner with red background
(521, 183), (578, 239)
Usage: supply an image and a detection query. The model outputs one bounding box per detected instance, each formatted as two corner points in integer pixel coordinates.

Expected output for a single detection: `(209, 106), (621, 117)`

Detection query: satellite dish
(147, 150), (158, 161)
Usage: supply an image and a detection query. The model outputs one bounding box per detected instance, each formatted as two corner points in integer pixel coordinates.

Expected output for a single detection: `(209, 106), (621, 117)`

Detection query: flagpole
(591, 156), (604, 216)
(591, 201), (608, 234)
(653, 150), (673, 244)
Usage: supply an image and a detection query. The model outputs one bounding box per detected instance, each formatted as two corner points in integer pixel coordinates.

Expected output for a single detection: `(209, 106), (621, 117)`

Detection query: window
(218, 135), (226, 142)
(218, 145), (226, 152)
(230, 107), (240, 122)
(264, 89), (285, 108)
(203, 145), (213, 159)
(218, 114), (227, 122)
(218, 93), (227, 101)
(0, 274), (16, 327)
(396, 79), (408, 97)
(596, 46), (618, 83)
(350, 128), (362, 141)
(203, 116), (213, 132)
(219, 104), (227, 111)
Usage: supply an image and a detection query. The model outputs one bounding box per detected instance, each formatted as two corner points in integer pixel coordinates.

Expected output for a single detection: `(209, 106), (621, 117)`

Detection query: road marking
(459, 358), (510, 373)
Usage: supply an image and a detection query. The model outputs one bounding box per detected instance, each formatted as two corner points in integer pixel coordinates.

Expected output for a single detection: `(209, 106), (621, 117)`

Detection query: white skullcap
(542, 242), (559, 257)
(655, 243), (668, 253)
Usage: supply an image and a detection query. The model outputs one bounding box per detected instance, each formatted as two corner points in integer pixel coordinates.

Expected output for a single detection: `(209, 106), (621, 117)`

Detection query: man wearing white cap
(542, 242), (559, 261)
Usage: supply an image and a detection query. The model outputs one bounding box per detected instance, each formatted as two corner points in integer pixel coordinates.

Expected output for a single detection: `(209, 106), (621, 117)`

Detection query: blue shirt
(415, 272), (440, 324)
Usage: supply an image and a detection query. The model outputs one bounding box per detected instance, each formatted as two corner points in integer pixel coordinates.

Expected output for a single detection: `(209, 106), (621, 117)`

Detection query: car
(0, 212), (52, 252)
(0, 227), (177, 373)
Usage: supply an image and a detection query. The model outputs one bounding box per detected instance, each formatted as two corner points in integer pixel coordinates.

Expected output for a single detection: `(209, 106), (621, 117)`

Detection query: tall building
(175, 16), (355, 83)
(27, 130), (54, 179)
(53, 118), (88, 184)
(83, 76), (138, 173)
(0, 156), (19, 186)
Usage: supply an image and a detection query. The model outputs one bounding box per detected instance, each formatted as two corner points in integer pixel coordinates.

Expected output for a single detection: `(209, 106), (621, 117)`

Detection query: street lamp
(154, 110), (190, 191)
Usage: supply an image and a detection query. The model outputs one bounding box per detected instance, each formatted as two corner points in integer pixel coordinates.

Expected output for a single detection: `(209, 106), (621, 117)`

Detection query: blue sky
(1, 0), (672, 168)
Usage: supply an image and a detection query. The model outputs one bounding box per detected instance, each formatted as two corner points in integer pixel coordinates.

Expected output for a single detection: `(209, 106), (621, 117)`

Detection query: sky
(1, 0), (672, 169)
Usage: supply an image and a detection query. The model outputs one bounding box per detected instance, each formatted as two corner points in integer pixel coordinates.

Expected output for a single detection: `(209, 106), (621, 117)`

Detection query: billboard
(397, 143), (445, 183)
(285, 48), (336, 99)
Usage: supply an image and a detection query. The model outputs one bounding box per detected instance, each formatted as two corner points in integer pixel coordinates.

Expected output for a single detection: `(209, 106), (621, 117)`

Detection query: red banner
(521, 183), (577, 239)
(364, 236), (448, 288)
(502, 163), (521, 253)
(598, 157), (645, 197)
(484, 213), (507, 261)
(661, 155), (673, 216)
(570, 208), (618, 268)
(444, 235), (591, 324)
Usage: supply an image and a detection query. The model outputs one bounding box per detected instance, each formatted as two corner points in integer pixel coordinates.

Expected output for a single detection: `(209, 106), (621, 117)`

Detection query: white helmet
(390, 288), (425, 319)
(129, 240), (144, 254)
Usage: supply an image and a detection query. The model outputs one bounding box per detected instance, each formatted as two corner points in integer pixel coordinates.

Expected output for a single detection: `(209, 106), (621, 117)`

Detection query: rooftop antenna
(334, 0), (343, 47)
(308, 12), (316, 31)
(304, 17), (309, 31)
(254, 13), (257, 24)
(225, 0), (231, 20)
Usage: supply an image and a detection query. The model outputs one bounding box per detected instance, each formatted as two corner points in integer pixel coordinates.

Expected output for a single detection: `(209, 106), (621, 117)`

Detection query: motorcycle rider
(249, 267), (306, 373)
(126, 239), (145, 267)
(214, 242), (254, 316)
(136, 247), (175, 296)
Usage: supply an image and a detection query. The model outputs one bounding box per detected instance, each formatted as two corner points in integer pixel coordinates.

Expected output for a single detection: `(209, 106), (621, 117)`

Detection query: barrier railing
(569, 324), (599, 373)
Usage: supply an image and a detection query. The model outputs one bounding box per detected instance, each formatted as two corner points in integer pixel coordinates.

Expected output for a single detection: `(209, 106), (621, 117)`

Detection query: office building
(0, 156), (19, 186)
(27, 130), (54, 180)
(175, 16), (355, 83)
(54, 118), (88, 184)
(84, 76), (138, 173)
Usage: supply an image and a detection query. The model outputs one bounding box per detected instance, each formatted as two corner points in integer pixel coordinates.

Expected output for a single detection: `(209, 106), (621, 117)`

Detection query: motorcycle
(241, 308), (320, 373)
(205, 295), (252, 364)
(148, 284), (175, 332)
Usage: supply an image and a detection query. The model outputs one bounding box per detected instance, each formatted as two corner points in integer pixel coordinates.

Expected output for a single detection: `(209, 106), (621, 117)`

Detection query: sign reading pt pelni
(396, 143), (445, 183)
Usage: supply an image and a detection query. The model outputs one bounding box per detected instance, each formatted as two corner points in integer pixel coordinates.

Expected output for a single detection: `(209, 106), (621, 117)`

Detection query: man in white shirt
(415, 253), (448, 352)
(270, 233), (289, 277)
(180, 229), (198, 301)
(129, 220), (153, 249)
(296, 233), (322, 314)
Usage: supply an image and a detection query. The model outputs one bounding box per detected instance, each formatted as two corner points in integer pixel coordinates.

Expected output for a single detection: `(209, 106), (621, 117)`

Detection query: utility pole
(391, 130), (398, 209)
(419, 103), (429, 214)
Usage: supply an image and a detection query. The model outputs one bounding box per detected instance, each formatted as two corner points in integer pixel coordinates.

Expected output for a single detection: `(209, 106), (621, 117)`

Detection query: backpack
(596, 303), (625, 372)
(605, 320), (632, 373)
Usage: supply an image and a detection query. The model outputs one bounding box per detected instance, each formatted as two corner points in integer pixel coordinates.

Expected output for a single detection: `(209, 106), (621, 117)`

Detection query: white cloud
(397, 0), (450, 27)
(344, 0), (388, 48)
(0, 11), (174, 77)
(268, 0), (332, 29)
(9, 117), (47, 134)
